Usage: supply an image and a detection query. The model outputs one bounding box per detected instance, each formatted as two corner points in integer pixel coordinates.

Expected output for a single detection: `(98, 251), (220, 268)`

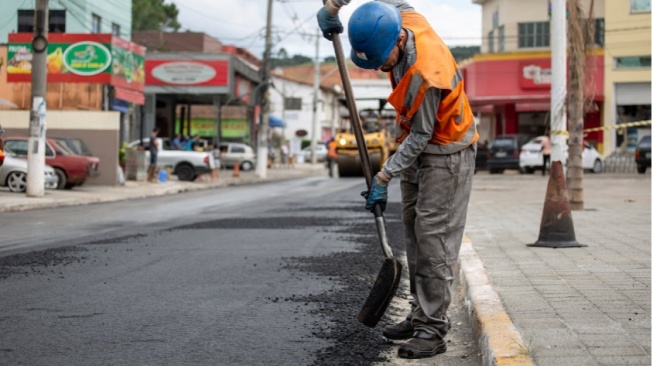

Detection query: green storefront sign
(63, 41), (112, 75)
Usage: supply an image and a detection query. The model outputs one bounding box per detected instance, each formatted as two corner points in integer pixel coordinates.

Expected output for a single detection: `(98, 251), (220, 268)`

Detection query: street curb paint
(458, 236), (536, 366)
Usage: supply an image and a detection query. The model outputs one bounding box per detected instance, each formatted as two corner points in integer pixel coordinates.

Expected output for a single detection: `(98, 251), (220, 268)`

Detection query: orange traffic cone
(528, 161), (586, 248)
(232, 161), (240, 178)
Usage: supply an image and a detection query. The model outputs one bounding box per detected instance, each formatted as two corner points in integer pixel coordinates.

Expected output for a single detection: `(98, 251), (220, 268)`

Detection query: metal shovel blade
(357, 256), (402, 328)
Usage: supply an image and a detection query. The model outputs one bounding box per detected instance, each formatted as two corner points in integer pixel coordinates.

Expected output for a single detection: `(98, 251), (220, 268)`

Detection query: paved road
(0, 176), (481, 366)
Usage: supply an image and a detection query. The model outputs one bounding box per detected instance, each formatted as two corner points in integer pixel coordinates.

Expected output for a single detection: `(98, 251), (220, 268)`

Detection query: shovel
(330, 33), (402, 328)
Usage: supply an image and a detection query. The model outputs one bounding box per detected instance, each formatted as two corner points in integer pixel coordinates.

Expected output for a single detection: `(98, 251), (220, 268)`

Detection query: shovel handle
(331, 34), (375, 191)
(331, 33), (394, 259)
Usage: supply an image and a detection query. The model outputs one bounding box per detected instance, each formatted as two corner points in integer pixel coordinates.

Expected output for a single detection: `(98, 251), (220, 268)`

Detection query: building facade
(465, 0), (610, 151)
(0, 0), (132, 42)
(603, 0), (651, 154)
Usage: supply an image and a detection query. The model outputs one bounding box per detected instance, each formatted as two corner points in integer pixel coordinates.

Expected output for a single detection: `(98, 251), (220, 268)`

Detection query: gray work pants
(399, 144), (475, 338)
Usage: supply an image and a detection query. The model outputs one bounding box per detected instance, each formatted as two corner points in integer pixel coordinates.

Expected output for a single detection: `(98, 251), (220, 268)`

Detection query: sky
(174, 0), (482, 61)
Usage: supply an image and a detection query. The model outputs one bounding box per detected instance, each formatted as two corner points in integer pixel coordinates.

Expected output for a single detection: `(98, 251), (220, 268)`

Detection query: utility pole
(27, 0), (48, 197)
(310, 28), (320, 165)
(550, 0), (567, 164)
(256, 0), (273, 178)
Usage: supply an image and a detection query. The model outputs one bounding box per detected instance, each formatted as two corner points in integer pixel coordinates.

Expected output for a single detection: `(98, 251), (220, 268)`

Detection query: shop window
(615, 56), (652, 69)
(518, 22), (550, 48)
(631, 0), (651, 13)
(17, 9), (66, 33)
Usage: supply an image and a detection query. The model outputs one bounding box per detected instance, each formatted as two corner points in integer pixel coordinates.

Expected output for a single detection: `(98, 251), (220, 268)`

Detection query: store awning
(115, 86), (145, 105)
(269, 115), (285, 128)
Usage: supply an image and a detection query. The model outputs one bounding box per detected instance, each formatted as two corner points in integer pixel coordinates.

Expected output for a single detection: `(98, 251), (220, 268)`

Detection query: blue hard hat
(348, 2), (402, 70)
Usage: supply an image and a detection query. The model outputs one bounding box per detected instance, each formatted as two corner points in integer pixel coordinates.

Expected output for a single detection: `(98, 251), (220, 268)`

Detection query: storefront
(463, 51), (605, 148)
(2, 33), (146, 184)
(143, 53), (260, 147)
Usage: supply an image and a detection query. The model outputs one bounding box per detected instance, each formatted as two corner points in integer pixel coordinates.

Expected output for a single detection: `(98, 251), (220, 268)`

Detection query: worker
(327, 137), (338, 177)
(147, 127), (160, 183)
(318, 0), (478, 360)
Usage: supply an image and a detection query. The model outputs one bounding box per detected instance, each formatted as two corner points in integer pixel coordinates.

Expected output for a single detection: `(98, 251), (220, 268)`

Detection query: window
(284, 97), (302, 111)
(17, 9), (66, 33)
(498, 25), (505, 52)
(594, 18), (604, 46)
(111, 23), (120, 36)
(231, 146), (245, 153)
(631, 0), (651, 13)
(615, 56), (652, 68)
(518, 22), (550, 48)
(488, 29), (495, 53)
(91, 13), (101, 33)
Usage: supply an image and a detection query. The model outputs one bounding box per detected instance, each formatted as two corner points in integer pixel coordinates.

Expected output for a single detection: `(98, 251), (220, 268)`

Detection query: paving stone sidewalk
(465, 172), (651, 366)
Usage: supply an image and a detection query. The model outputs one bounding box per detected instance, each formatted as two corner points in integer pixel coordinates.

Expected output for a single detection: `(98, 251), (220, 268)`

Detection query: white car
(1, 148), (59, 192)
(519, 136), (603, 174)
(302, 144), (328, 163)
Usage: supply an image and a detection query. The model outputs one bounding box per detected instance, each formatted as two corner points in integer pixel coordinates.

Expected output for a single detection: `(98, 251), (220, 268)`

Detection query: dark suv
(635, 135), (651, 174)
(487, 134), (532, 174)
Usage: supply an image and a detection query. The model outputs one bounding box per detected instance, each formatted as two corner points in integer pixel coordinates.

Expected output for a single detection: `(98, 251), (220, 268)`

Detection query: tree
(132, 0), (181, 32)
(567, 0), (594, 210)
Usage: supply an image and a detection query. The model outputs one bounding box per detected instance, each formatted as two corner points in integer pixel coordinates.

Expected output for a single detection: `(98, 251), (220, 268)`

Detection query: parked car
(52, 137), (94, 156)
(50, 139), (100, 177)
(301, 143), (328, 163)
(519, 136), (604, 174)
(128, 138), (212, 181)
(487, 134), (532, 174)
(475, 142), (490, 173)
(219, 142), (256, 171)
(635, 135), (651, 174)
(4, 137), (90, 189)
(0, 147), (58, 192)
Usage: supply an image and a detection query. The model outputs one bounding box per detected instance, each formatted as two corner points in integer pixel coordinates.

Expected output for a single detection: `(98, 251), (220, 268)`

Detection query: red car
(4, 137), (93, 189)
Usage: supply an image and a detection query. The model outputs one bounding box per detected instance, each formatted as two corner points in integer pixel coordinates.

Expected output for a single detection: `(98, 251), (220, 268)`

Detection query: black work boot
(397, 330), (447, 359)
(382, 319), (414, 340)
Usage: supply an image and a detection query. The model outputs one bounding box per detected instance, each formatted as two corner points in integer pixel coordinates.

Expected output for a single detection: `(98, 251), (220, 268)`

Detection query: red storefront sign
(520, 60), (552, 90)
(145, 59), (229, 86)
(463, 54), (604, 106)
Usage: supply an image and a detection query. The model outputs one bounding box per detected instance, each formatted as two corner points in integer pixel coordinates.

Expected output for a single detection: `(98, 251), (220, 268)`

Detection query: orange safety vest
(386, 11), (478, 153)
(327, 140), (338, 159)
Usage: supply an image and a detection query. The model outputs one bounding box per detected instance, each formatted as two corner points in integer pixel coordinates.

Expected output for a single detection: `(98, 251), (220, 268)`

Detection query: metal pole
(310, 28), (320, 165)
(550, 0), (567, 163)
(256, 0), (273, 177)
(26, 0), (48, 197)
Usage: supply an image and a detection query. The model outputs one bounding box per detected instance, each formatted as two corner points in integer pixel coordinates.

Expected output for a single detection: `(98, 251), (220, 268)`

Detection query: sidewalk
(0, 163), (329, 213)
(462, 173), (651, 365)
(1, 167), (650, 366)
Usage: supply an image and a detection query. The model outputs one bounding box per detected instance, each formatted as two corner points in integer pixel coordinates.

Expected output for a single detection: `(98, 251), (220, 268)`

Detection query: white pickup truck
(128, 138), (213, 181)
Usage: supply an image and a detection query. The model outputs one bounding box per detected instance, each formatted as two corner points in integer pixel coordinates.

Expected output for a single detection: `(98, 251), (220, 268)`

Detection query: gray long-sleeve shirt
(334, 0), (443, 181)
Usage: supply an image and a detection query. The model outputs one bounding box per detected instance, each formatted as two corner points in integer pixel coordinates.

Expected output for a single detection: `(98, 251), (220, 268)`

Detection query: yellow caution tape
(550, 130), (569, 136)
(583, 120), (651, 133)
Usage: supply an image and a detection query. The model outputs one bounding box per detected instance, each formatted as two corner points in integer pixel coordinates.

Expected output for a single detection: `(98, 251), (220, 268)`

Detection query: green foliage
(271, 54), (313, 68)
(449, 46), (481, 63)
(132, 0), (181, 32)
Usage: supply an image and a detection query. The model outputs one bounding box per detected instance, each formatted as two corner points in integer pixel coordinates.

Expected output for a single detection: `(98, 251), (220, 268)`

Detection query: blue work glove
(361, 174), (388, 212)
(317, 7), (343, 41)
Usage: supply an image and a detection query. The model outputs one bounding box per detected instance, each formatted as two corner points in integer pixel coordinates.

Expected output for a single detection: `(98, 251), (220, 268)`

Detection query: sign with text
(146, 59), (229, 86)
(520, 60), (552, 90)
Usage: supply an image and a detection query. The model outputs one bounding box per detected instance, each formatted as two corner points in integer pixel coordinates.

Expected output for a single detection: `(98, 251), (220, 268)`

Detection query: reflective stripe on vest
(387, 11), (478, 153)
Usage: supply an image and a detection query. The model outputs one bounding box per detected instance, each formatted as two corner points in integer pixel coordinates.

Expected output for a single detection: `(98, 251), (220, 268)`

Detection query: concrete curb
(459, 236), (536, 366)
